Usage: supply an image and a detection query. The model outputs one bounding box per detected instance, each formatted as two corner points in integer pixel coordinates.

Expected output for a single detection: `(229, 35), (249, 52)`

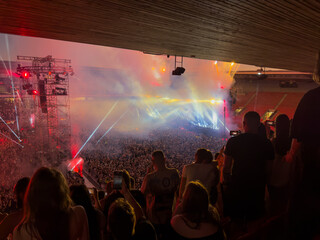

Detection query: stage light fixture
(21, 71), (30, 79)
(172, 67), (185, 75)
(27, 89), (39, 95)
(172, 56), (185, 76)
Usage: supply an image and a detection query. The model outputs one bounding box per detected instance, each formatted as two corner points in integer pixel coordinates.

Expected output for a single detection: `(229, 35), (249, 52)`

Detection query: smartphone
(230, 130), (241, 136)
(113, 171), (123, 190)
(266, 120), (275, 126)
(88, 188), (94, 195)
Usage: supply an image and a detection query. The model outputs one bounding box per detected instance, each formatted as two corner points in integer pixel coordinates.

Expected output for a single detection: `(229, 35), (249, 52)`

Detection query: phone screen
(113, 173), (122, 190)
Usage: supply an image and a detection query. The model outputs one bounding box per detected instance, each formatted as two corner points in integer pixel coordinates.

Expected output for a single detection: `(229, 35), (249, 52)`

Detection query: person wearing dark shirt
(287, 86), (320, 240)
(223, 111), (274, 220)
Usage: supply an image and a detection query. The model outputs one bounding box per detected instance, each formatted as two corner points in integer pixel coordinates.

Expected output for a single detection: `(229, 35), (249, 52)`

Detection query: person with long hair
(70, 185), (106, 240)
(13, 167), (89, 240)
(268, 114), (292, 214)
(171, 181), (224, 240)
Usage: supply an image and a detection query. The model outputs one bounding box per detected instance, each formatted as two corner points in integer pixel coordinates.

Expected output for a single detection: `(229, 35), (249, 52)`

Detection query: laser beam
(0, 116), (21, 141)
(96, 110), (128, 144)
(72, 101), (118, 160)
(0, 131), (24, 148)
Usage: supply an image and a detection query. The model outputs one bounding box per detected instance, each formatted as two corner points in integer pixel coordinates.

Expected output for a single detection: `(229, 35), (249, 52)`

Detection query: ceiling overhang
(1, 1), (319, 72)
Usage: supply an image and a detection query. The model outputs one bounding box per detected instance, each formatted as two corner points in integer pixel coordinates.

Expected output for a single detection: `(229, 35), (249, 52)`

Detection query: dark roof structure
(1, 1), (319, 72)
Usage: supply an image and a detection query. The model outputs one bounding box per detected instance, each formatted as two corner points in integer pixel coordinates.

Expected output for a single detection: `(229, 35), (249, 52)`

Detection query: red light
(21, 71), (30, 79)
(48, 72), (51, 75)
(220, 86), (224, 89)
(33, 90), (38, 95)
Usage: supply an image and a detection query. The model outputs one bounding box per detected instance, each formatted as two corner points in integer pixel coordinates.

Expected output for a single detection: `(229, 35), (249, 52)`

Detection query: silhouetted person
(179, 149), (219, 205)
(13, 167), (89, 240)
(70, 185), (106, 240)
(223, 111), (274, 221)
(268, 114), (292, 214)
(171, 181), (224, 240)
(107, 198), (136, 240)
(0, 177), (29, 239)
(287, 85), (320, 239)
(141, 151), (179, 237)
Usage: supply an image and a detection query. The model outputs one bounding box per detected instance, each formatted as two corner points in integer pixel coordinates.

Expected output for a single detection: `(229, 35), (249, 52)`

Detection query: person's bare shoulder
(70, 205), (87, 222)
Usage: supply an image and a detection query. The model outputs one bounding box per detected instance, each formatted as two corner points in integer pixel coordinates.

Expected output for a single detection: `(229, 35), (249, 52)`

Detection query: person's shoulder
(168, 167), (180, 177)
(304, 86), (320, 98)
(70, 205), (87, 219)
(171, 214), (185, 228)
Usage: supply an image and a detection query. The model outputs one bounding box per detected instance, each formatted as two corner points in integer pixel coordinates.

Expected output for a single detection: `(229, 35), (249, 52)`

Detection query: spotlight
(172, 67), (185, 75)
(21, 71), (30, 79)
(27, 89), (39, 95)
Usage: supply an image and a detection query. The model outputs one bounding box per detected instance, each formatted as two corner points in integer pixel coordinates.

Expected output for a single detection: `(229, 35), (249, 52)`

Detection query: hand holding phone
(113, 171), (123, 190)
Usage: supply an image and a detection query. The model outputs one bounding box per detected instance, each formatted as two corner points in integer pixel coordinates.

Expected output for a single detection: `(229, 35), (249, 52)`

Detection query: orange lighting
(162, 67), (166, 72)
(214, 61), (218, 65)
(231, 62), (235, 66)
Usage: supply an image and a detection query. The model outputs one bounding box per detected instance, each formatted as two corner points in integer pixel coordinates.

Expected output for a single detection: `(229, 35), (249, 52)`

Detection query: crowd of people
(0, 85), (319, 240)
(84, 128), (225, 188)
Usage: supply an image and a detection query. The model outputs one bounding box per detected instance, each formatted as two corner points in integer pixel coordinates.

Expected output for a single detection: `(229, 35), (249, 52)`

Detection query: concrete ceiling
(1, 0), (319, 72)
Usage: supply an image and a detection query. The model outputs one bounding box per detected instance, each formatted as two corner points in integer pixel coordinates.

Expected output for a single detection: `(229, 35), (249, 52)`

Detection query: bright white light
(214, 61), (218, 65)
(212, 112), (218, 129)
(257, 72), (262, 75)
(210, 99), (216, 104)
(216, 99), (223, 104)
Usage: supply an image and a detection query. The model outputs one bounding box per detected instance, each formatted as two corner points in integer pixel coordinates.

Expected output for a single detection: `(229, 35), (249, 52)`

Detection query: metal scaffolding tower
(16, 55), (74, 165)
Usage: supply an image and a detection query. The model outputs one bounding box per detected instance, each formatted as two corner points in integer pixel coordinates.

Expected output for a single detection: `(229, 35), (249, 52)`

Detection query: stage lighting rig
(172, 67), (185, 75)
(55, 74), (66, 83)
(172, 56), (185, 76)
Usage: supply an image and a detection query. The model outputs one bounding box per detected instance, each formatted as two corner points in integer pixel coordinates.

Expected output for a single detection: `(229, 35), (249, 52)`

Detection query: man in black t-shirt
(223, 111), (274, 220)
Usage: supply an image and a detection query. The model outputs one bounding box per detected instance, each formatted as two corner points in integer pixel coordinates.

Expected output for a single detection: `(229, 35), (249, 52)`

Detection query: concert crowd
(0, 86), (319, 240)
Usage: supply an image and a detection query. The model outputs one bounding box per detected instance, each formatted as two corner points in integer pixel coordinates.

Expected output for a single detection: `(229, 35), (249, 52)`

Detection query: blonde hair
(18, 167), (72, 240)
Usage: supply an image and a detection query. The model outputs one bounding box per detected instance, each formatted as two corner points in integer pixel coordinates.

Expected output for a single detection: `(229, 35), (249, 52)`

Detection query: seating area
(232, 91), (305, 127)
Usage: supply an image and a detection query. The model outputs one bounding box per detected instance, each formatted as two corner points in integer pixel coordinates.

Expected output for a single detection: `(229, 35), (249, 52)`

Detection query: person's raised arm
(178, 166), (187, 203)
(93, 188), (102, 211)
(121, 179), (144, 221)
(285, 138), (301, 163)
